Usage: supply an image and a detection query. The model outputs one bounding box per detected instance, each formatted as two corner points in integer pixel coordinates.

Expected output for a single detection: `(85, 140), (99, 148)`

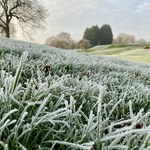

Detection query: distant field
(83, 44), (150, 63)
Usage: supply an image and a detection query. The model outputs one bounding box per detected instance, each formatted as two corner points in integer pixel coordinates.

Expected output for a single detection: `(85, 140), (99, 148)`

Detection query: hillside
(0, 37), (150, 149)
(84, 44), (150, 63)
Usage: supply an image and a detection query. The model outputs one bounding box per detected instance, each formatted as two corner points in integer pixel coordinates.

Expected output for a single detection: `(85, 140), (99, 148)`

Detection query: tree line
(45, 32), (91, 50)
(45, 25), (142, 50)
(45, 24), (113, 50)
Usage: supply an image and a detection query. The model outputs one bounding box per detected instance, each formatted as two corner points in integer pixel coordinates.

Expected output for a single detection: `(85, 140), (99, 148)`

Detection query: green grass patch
(83, 49), (96, 53)
(84, 43), (150, 63)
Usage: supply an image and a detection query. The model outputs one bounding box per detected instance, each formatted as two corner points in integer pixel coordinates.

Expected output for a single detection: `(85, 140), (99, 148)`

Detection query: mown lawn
(84, 44), (150, 64)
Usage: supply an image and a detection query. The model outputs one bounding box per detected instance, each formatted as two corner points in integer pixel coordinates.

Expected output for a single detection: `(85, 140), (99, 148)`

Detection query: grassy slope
(0, 38), (150, 149)
(84, 44), (150, 63)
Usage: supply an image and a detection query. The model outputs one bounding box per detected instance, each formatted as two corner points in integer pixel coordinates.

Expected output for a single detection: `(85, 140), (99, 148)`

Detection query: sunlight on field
(118, 49), (150, 63)
(85, 44), (150, 64)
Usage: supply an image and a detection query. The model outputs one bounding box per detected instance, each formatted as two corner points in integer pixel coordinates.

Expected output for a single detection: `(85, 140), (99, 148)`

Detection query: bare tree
(78, 39), (91, 50)
(0, 0), (47, 38)
(114, 33), (135, 44)
(46, 32), (77, 49)
(136, 38), (147, 44)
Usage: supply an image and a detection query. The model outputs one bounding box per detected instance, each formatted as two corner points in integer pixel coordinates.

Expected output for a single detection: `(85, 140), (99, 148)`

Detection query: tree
(136, 38), (147, 44)
(114, 33), (135, 44)
(78, 39), (91, 50)
(45, 32), (76, 49)
(0, 22), (16, 36)
(83, 28), (92, 46)
(99, 24), (113, 45)
(0, 0), (47, 38)
(83, 25), (100, 47)
(83, 24), (113, 46)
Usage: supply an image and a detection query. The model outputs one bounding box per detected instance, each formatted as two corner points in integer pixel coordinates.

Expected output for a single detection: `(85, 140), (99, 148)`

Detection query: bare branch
(0, 0), (47, 38)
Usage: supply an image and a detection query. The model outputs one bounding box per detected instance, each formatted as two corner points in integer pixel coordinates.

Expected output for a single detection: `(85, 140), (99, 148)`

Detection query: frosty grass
(0, 37), (150, 149)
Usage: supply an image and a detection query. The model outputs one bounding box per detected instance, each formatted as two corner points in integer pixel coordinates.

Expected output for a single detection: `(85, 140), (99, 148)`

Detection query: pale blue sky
(30, 0), (150, 43)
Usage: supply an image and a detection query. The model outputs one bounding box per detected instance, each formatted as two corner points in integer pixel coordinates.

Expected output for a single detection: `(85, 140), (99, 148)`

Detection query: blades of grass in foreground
(97, 86), (106, 150)
(47, 140), (92, 150)
(11, 51), (28, 93)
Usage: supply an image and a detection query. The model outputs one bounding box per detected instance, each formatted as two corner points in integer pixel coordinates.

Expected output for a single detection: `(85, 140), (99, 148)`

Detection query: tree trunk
(5, 26), (10, 38)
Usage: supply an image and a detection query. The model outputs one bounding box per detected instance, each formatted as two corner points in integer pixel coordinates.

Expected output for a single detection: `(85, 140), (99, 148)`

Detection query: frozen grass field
(0, 37), (150, 149)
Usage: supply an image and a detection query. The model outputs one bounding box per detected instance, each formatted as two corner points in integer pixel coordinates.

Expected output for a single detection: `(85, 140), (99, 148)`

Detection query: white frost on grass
(0, 37), (150, 149)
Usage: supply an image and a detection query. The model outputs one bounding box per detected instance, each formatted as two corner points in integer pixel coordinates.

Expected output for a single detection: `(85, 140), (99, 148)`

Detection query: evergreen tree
(83, 24), (113, 46)
(99, 24), (113, 45)
(83, 25), (100, 47)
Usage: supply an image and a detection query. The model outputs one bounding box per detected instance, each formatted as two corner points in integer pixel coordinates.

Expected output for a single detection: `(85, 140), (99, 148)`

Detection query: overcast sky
(21, 0), (150, 43)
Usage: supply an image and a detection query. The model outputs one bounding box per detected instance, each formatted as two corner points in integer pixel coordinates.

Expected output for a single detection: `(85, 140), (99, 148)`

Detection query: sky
(18, 0), (150, 44)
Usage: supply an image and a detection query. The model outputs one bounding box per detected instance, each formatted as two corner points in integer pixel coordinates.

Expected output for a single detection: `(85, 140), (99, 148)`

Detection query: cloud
(31, 0), (150, 43)
(136, 2), (150, 13)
